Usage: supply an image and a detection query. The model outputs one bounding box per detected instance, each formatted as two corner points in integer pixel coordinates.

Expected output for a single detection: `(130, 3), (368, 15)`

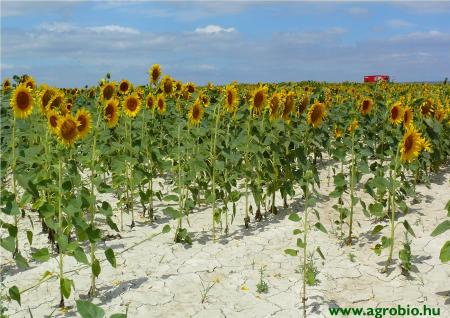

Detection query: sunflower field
(1, 67), (449, 317)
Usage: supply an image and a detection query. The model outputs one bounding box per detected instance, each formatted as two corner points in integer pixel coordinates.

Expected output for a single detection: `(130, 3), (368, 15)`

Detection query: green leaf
(60, 278), (73, 299)
(15, 253), (29, 270)
(439, 241), (450, 263)
(402, 220), (416, 238)
(369, 202), (384, 217)
(92, 259), (101, 278)
(296, 238), (306, 248)
(57, 235), (68, 253)
(162, 224), (171, 234)
(431, 220), (450, 237)
(371, 225), (385, 235)
(38, 202), (55, 218)
(314, 222), (328, 234)
(2, 200), (20, 216)
(99, 201), (113, 217)
(9, 286), (21, 305)
(73, 247), (89, 265)
(288, 213), (301, 222)
(97, 182), (113, 193)
(306, 269), (315, 286)
(163, 206), (182, 219)
(284, 249), (298, 256)
(163, 194), (178, 202)
(293, 229), (302, 235)
(316, 247), (325, 260)
(110, 314), (126, 318)
(76, 300), (105, 318)
(26, 230), (33, 246)
(31, 248), (50, 262)
(106, 217), (120, 232)
(105, 248), (116, 268)
(1, 236), (16, 253)
(86, 226), (101, 243)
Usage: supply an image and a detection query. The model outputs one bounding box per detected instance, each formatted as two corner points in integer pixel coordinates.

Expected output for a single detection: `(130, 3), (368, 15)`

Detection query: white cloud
(390, 30), (450, 42)
(348, 7), (368, 16)
(88, 25), (140, 35)
(37, 22), (140, 35)
(386, 19), (414, 29)
(194, 25), (236, 34)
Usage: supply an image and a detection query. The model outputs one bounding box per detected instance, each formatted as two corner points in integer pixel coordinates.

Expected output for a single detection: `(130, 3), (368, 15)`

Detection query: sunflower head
(250, 84), (268, 116)
(57, 114), (79, 146)
(2, 79), (11, 92)
(146, 94), (156, 110)
(186, 82), (196, 94)
(347, 119), (359, 134)
(334, 125), (342, 139)
(360, 98), (373, 116)
(188, 98), (204, 126)
(47, 109), (60, 134)
(400, 125), (425, 163)
(199, 92), (209, 107)
(282, 91), (295, 121)
(161, 75), (174, 96)
(149, 64), (162, 85)
(269, 92), (281, 121)
(389, 102), (404, 126)
(22, 75), (36, 90)
(420, 99), (434, 117)
(307, 102), (327, 128)
(403, 106), (414, 126)
(297, 94), (309, 116)
(101, 82), (116, 101)
(75, 108), (92, 139)
(104, 98), (120, 128)
(10, 83), (34, 119)
(224, 84), (239, 114)
(118, 79), (132, 95)
(157, 93), (166, 115)
(434, 104), (446, 122)
(38, 85), (57, 115)
(122, 93), (141, 118)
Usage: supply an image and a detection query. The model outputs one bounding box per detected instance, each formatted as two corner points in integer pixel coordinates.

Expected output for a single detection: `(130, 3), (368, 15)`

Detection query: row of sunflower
(0, 68), (449, 315)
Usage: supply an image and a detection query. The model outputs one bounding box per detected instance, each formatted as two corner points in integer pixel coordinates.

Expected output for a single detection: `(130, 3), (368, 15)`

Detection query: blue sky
(1, 1), (450, 87)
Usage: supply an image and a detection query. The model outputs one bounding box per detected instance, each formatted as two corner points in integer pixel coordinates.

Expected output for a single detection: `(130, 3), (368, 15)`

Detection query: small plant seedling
(256, 266), (269, 294)
(199, 277), (217, 304)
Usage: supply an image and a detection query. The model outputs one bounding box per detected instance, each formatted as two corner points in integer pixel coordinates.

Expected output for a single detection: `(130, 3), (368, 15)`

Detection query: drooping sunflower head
(360, 98), (373, 116)
(10, 83), (34, 119)
(188, 98), (204, 126)
(224, 84), (239, 114)
(161, 75), (174, 96)
(282, 91), (295, 121)
(149, 64), (162, 85)
(307, 102), (327, 128)
(101, 82), (116, 101)
(269, 92), (281, 121)
(199, 91), (209, 108)
(434, 104), (446, 122)
(157, 93), (166, 114)
(403, 106), (414, 126)
(122, 93), (141, 118)
(297, 94), (309, 116)
(334, 124), (342, 139)
(146, 94), (156, 110)
(389, 102), (404, 126)
(104, 98), (120, 128)
(174, 81), (183, 94)
(420, 99), (434, 117)
(57, 114), (79, 146)
(347, 119), (359, 134)
(22, 75), (36, 90)
(2, 79), (11, 92)
(38, 85), (57, 115)
(250, 84), (268, 116)
(47, 109), (60, 135)
(186, 82), (196, 94)
(400, 125), (424, 163)
(75, 108), (92, 139)
(47, 91), (65, 113)
(118, 79), (132, 95)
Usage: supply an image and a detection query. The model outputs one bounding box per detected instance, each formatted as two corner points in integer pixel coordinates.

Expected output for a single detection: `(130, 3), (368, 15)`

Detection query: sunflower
(334, 125), (342, 139)
(160, 75), (173, 96)
(149, 64), (162, 85)
(10, 83), (34, 118)
(434, 104), (446, 122)
(47, 109), (60, 134)
(403, 106), (414, 126)
(347, 119), (359, 134)
(174, 81), (183, 94)
(188, 98), (204, 126)
(400, 125), (425, 163)
(360, 98), (373, 116)
(104, 99), (120, 128)
(420, 99), (434, 117)
(22, 75), (36, 90)
(47, 91), (65, 111)
(122, 93), (141, 118)
(57, 114), (79, 146)
(75, 108), (92, 139)
(307, 102), (327, 128)
(157, 93), (166, 114)
(269, 92), (281, 121)
(282, 91), (295, 121)
(38, 85), (57, 114)
(224, 84), (239, 114)
(146, 94), (156, 110)
(199, 92), (209, 107)
(118, 79), (132, 95)
(181, 85), (192, 100)
(186, 82), (196, 94)
(2, 79), (11, 92)
(250, 84), (268, 116)
(389, 102), (404, 126)
(297, 94), (309, 116)
(101, 82), (115, 101)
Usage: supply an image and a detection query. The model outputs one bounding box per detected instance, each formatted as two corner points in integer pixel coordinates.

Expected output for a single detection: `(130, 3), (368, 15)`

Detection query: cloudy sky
(1, 1), (450, 87)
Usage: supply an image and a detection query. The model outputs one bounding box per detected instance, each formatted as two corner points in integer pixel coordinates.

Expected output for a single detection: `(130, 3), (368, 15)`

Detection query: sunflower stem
(11, 116), (19, 257)
(210, 100), (222, 242)
(347, 131), (356, 245)
(58, 156), (65, 308)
